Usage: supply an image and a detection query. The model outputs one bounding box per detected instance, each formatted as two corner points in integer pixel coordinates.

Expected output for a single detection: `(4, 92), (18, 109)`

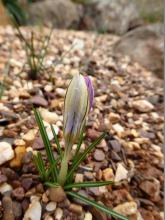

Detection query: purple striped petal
(84, 75), (94, 110)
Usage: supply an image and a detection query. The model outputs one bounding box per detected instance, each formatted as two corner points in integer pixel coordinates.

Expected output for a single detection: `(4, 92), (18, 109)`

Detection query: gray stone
(28, 0), (82, 29)
(113, 23), (163, 77)
(82, 0), (141, 34)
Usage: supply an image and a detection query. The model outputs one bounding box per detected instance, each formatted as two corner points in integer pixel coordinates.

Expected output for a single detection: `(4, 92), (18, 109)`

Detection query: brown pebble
(86, 129), (102, 140)
(30, 95), (48, 107)
(49, 186), (66, 203)
(21, 177), (33, 190)
(2, 196), (15, 220)
(22, 151), (33, 164)
(13, 201), (22, 219)
(0, 174), (7, 184)
(69, 203), (83, 215)
(12, 187), (25, 201)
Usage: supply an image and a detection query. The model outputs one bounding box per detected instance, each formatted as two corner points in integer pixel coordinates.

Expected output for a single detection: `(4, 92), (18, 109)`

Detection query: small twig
(7, 116), (31, 128)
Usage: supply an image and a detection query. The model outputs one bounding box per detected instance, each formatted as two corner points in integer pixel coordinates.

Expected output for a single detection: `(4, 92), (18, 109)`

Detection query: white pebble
(0, 142), (14, 165)
(54, 208), (63, 220)
(115, 163), (128, 182)
(23, 200), (42, 220)
(46, 202), (57, 212)
(0, 183), (12, 194)
(84, 212), (92, 220)
(46, 124), (59, 141)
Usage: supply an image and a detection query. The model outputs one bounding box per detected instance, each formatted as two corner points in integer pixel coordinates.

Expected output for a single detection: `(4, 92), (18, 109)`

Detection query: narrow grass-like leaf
(51, 124), (62, 160)
(33, 152), (46, 180)
(46, 157), (60, 179)
(33, 108), (57, 181)
(64, 181), (113, 190)
(67, 191), (129, 220)
(44, 182), (60, 188)
(67, 132), (106, 180)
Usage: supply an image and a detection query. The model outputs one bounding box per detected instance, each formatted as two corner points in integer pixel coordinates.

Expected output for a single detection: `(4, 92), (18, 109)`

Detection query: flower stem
(58, 139), (74, 185)
(58, 151), (69, 186)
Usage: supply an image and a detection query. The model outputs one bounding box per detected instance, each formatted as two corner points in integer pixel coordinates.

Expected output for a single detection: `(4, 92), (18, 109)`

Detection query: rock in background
(27, 0), (83, 28)
(80, 0), (142, 34)
(113, 23), (164, 78)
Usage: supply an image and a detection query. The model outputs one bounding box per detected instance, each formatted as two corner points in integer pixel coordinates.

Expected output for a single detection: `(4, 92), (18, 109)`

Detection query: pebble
(10, 146), (26, 167)
(54, 208), (63, 220)
(86, 129), (102, 140)
(44, 84), (53, 92)
(102, 168), (114, 181)
(46, 124), (59, 141)
(14, 139), (26, 146)
(12, 187), (25, 201)
(113, 201), (137, 216)
(42, 192), (49, 203)
(22, 129), (38, 145)
(0, 183), (12, 194)
(84, 172), (94, 181)
(0, 142), (14, 165)
(30, 95), (48, 107)
(32, 136), (44, 150)
(114, 163), (128, 182)
(90, 206), (107, 220)
(109, 139), (121, 152)
(46, 202), (57, 212)
(112, 123), (124, 133)
(94, 149), (105, 162)
(69, 203), (83, 215)
(0, 174), (7, 184)
(55, 88), (66, 97)
(13, 201), (23, 219)
(132, 100), (154, 112)
(44, 215), (53, 220)
(84, 212), (93, 220)
(139, 179), (160, 199)
(22, 151), (33, 164)
(22, 177), (33, 190)
(1, 168), (18, 180)
(23, 200), (42, 220)
(109, 112), (120, 124)
(49, 186), (66, 203)
(40, 108), (59, 124)
(88, 187), (100, 197)
(2, 196), (15, 220)
(75, 173), (84, 183)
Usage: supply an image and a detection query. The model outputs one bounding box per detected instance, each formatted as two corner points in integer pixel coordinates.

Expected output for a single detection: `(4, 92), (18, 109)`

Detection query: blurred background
(0, 0), (163, 77)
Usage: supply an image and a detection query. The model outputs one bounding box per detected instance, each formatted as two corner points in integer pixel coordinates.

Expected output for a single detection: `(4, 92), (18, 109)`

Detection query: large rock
(27, 0), (82, 28)
(81, 0), (141, 34)
(113, 23), (163, 77)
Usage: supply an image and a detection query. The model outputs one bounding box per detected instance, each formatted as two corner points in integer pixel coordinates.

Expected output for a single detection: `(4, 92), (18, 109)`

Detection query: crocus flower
(58, 73), (94, 185)
(63, 72), (94, 152)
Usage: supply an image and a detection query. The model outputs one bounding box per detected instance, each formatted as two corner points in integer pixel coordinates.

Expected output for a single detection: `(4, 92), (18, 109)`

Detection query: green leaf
(46, 157), (60, 179)
(67, 191), (129, 220)
(33, 108), (57, 182)
(33, 152), (46, 180)
(67, 132), (106, 181)
(51, 124), (62, 160)
(44, 182), (60, 188)
(64, 181), (113, 190)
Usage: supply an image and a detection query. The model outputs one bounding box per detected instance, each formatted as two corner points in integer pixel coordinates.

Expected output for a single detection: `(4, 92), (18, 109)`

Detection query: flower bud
(84, 75), (94, 111)
(63, 73), (89, 151)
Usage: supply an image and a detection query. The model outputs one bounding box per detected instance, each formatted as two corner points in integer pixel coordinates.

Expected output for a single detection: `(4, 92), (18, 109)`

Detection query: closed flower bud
(59, 73), (94, 185)
(63, 73), (89, 151)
